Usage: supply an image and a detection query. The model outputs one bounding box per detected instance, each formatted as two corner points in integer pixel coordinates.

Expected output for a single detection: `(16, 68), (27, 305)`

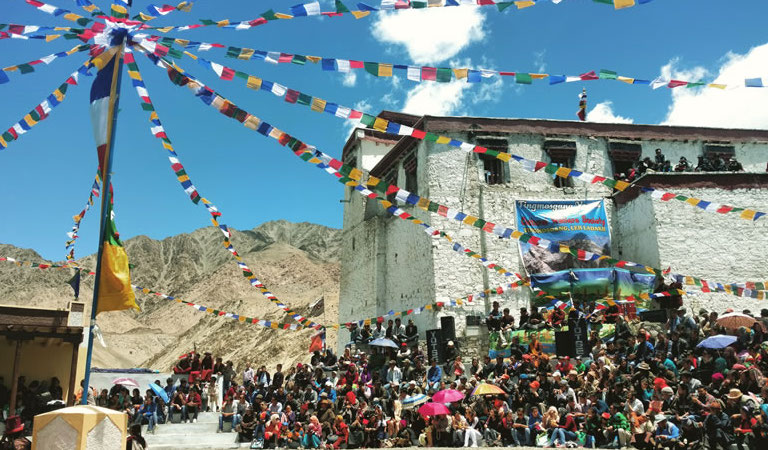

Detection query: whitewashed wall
(339, 125), (768, 350)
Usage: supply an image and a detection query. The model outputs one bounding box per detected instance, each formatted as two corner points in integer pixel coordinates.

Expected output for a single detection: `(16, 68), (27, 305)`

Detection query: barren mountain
(0, 220), (340, 373)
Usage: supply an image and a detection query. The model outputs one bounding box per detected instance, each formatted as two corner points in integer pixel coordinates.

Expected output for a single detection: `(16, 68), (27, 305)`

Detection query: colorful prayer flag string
(139, 50), (768, 301)
(0, 56), (96, 150)
(22, 0), (94, 26)
(131, 33), (767, 91)
(140, 43), (767, 223)
(1, 44), (95, 82)
(132, 2), (195, 22)
(122, 46), (323, 329)
(65, 171), (101, 261)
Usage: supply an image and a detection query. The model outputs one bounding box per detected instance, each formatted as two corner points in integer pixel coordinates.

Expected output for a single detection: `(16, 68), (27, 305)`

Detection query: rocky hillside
(0, 220), (341, 372)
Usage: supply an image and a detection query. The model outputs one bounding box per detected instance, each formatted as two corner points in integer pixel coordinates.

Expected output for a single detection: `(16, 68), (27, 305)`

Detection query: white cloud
(402, 81), (471, 116)
(371, 7), (486, 64)
(341, 71), (357, 87)
(533, 50), (547, 74)
(586, 101), (634, 124)
(661, 43), (768, 129)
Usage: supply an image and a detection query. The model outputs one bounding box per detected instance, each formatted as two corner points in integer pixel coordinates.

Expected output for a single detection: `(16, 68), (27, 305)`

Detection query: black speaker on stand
(440, 316), (456, 344)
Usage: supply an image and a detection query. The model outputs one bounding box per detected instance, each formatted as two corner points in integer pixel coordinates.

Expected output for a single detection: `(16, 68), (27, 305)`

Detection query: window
(544, 140), (576, 188)
(476, 138), (509, 185)
(403, 154), (418, 194)
(703, 144), (735, 159)
(608, 141), (642, 178)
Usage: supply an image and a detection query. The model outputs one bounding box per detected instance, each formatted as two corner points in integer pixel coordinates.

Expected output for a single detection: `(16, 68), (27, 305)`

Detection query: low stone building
(338, 112), (768, 349)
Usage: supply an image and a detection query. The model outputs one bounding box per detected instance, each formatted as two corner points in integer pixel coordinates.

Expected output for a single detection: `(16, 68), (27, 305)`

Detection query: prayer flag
(89, 39), (138, 315)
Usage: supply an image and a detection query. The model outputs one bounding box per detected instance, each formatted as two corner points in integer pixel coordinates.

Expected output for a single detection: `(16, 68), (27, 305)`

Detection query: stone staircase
(143, 411), (247, 449)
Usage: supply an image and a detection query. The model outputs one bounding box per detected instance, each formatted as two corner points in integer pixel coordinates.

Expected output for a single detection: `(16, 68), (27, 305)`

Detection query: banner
(133, 41), (767, 224)
(65, 171), (101, 261)
(516, 200), (611, 275)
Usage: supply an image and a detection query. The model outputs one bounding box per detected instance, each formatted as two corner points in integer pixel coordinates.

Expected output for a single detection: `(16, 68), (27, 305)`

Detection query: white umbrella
(402, 393), (428, 408)
(369, 338), (399, 348)
(112, 377), (139, 388)
(716, 312), (756, 329)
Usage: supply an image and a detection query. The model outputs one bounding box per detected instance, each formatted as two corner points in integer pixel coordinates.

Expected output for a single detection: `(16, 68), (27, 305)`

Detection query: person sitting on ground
(487, 301), (502, 332)
(264, 414), (282, 449)
(236, 406), (257, 443)
(654, 148), (666, 169)
(135, 397), (158, 434)
(174, 354), (192, 374)
(405, 319), (418, 345)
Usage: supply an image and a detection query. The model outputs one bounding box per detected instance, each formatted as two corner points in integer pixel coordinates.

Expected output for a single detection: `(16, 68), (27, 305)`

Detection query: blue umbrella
(149, 382), (169, 403)
(402, 393), (428, 408)
(697, 334), (737, 349)
(369, 338), (399, 348)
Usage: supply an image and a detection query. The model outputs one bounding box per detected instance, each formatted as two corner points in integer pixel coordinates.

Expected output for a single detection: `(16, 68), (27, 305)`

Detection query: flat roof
(349, 112), (768, 177)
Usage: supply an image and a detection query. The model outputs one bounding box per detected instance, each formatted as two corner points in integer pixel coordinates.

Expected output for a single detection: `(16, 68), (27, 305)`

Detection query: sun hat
(727, 389), (743, 400)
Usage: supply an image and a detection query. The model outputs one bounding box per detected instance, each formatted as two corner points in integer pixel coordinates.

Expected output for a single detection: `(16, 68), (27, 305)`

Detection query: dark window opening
(544, 140), (576, 188)
(476, 138), (509, 185)
(403, 154), (418, 194)
(609, 141), (642, 179)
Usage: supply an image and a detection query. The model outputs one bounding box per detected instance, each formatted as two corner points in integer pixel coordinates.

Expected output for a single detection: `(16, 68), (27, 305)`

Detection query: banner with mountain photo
(516, 200), (614, 304)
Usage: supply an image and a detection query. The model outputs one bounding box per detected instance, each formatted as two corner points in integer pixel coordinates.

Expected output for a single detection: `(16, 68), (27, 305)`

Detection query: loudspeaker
(555, 331), (575, 357)
(440, 316), (456, 342)
(425, 329), (444, 363)
(639, 309), (668, 323)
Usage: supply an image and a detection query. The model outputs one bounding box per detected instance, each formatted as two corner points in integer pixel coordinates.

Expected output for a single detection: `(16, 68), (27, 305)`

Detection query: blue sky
(1, 0), (767, 261)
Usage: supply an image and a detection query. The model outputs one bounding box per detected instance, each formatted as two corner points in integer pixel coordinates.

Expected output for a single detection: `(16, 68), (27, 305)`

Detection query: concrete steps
(143, 412), (246, 449)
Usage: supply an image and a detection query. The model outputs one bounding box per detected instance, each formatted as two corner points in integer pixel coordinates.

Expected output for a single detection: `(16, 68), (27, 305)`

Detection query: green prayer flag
(364, 62), (380, 76)
(292, 55), (307, 65)
(167, 47), (183, 59)
(436, 68), (452, 82)
(599, 69), (618, 80)
(474, 219), (487, 229)
(515, 73), (532, 84)
(29, 109), (41, 121)
(226, 47), (240, 58)
(141, 103), (155, 111)
(412, 1), (427, 8)
(427, 201), (439, 213)
(18, 64), (35, 74)
(360, 114), (376, 127)
(297, 93), (312, 106)
(199, 19), (216, 25)
(335, 0), (350, 13)
(234, 71), (248, 80)
(261, 9), (278, 20)
(424, 133), (439, 142)
(496, 1), (514, 11)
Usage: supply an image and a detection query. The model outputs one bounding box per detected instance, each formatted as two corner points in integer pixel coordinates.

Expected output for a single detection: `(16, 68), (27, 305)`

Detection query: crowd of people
(5, 303), (768, 450)
(616, 148), (745, 184)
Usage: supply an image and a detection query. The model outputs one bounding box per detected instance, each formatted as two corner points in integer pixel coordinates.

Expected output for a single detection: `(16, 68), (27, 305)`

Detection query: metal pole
(81, 42), (126, 405)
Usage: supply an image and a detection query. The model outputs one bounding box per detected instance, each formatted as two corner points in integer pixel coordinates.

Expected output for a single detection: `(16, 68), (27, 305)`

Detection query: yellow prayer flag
(349, 168), (363, 180)
(62, 13), (84, 22)
(511, 231), (523, 239)
(177, 175), (190, 182)
(435, 136), (451, 144)
(139, 12), (154, 21)
(244, 115), (261, 131)
(45, 34), (61, 42)
(515, 1), (535, 9)
(306, 56), (322, 63)
(156, 26), (174, 33)
(453, 68), (468, 79)
(239, 48), (255, 60)
(740, 209), (757, 220)
(350, 10), (371, 19)
(378, 64), (393, 77)
(708, 83), (727, 89)
(373, 118), (388, 132)
(614, 0), (635, 9)
(216, 19), (230, 27)
(274, 13), (293, 19)
(53, 89), (65, 102)
(246, 76), (262, 90)
(614, 180), (630, 191)
(417, 198), (430, 209)
(530, 73), (548, 79)
(497, 153), (511, 162)
(96, 209), (139, 315)
(685, 198), (700, 206)
(311, 98), (327, 112)
(555, 167), (572, 178)
(463, 215), (478, 226)
(127, 70), (142, 80)
(617, 76), (635, 84)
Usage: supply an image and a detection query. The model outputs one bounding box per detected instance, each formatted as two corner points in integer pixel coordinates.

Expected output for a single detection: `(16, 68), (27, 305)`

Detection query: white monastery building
(338, 112), (768, 347)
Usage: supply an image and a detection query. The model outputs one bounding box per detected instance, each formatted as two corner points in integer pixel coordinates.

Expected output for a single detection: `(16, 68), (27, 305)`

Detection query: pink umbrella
(432, 389), (464, 403)
(112, 377), (139, 388)
(418, 402), (451, 416)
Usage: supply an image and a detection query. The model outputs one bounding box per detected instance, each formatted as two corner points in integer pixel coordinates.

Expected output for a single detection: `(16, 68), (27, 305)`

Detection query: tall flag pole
(81, 28), (139, 404)
(577, 88), (587, 121)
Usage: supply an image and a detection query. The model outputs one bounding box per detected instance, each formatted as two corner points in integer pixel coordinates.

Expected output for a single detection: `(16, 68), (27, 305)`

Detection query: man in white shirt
(386, 360), (402, 387)
(242, 364), (255, 387)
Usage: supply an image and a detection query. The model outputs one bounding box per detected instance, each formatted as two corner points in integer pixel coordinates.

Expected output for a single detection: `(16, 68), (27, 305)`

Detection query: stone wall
(339, 121), (768, 352)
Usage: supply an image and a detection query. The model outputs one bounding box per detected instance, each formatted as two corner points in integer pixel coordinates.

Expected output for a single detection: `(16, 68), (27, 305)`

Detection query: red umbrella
(432, 389), (464, 403)
(418, 402), (451, 416)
